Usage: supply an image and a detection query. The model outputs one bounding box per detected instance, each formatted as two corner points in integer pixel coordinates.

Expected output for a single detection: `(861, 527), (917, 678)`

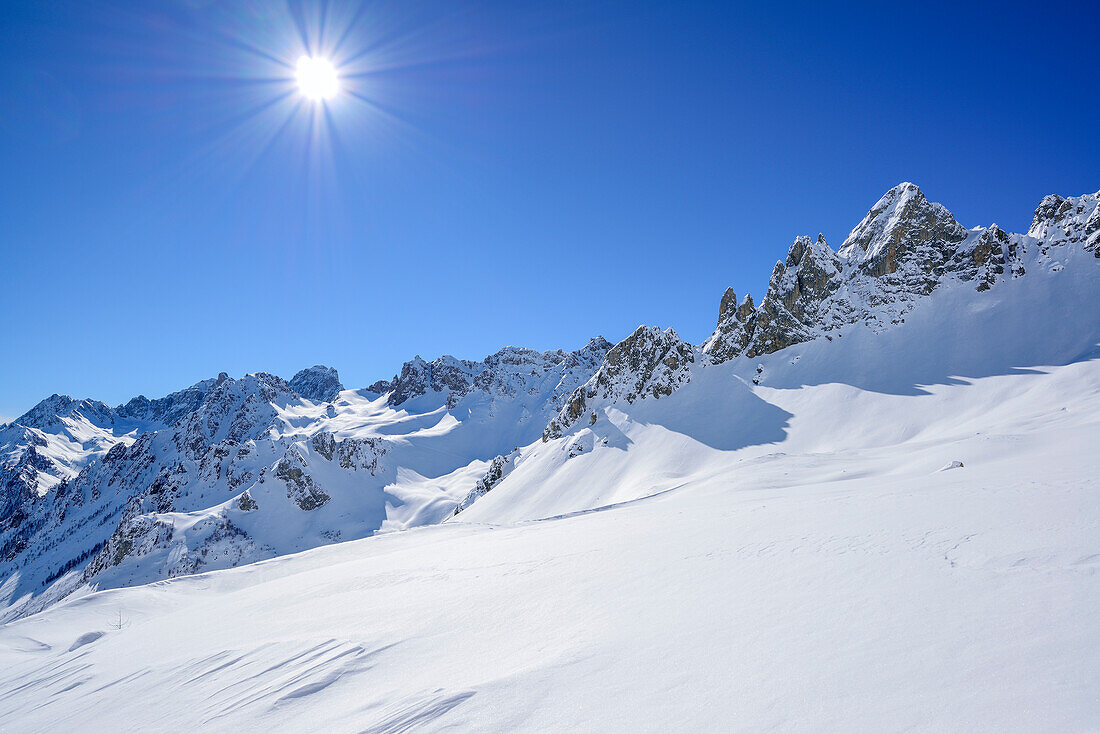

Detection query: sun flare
(296, 56), (339, 101)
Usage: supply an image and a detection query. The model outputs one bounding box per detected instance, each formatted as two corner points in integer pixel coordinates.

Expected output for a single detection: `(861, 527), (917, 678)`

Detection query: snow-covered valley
(1, 183), (1097, 731)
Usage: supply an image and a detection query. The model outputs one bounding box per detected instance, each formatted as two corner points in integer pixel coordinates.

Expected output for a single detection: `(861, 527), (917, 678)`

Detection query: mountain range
(2, 181), (1097, 625)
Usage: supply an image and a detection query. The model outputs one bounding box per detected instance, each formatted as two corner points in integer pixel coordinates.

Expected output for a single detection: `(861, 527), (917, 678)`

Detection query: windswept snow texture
(0, 184), (1098, 731)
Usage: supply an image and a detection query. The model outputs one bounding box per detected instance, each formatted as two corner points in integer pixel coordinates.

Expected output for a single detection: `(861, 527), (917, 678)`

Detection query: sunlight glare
(296, 56), (339, 101)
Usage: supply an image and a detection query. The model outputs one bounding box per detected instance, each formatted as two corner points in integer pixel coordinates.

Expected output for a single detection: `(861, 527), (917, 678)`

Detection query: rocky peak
(786, 233), (825, 267)
(561, 337), (614, 370)
(173, 372), (294, 458)
(583, 335), (615, 352)
(736, 293), (755, 318)
(543, 326), (695, 440)
(838, 182), (968, 277)
(1027, 190), (1100, 255)
(716, 287), (739, 326)
(703, 183), (1098, 367)
(705, 288), (758, 362)
(288, 365), (343, 403)
(704, 232), (845, 362)
(743, 234), (845, 355)
(773, 235), (843, 308)
(115, 378), (217, 427)
(11, 395), (115, 431)
(599, 327), (693, 386)
(381, 355), (471, 407)
(485, 346), (561, 368)
(376, 338), (612, 410)
(723, 291), (755, 322)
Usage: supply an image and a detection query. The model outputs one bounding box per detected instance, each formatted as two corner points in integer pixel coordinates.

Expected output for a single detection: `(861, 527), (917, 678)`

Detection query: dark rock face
(172, 373), (293, 461)
(237, 491), (258, 512)
(781, 235), (844, 313)
(84, 515), (175, 577)
(289, 365), (343, 403)
(945, 225), (1015, 291)
(707, 290), (756, 363)
(366, 378), (392, 394)
(705, 234), (846, 360)
(595, 327), (694, 401)
(544, 326), (695, 440)
(716, 287), (739, 326)
(839, 182), (968, 283)
(748, 234), (845, 358)
(310, 431), (385, 472)
(385, 356), (471, 407)
(276, 456), (330, 511)
(0, 449), (42, 551)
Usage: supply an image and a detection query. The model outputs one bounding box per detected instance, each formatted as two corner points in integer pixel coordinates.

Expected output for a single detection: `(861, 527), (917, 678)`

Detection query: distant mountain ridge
(1, 183), (1096, 621)
(0, 341), (612, 620)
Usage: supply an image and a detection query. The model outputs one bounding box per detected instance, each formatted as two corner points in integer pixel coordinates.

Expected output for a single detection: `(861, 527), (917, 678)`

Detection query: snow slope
(0, 350), (1096, 731)
(458, 241), (1099, 524)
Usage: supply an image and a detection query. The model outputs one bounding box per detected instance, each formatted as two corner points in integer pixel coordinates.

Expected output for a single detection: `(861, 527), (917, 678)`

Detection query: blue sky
(2, 0), (1098, 420)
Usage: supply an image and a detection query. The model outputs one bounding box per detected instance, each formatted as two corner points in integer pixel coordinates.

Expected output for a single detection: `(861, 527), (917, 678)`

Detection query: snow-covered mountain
(3, 183), (1095, 622)
(0, 341), (611, 620)
(704, 182), (1098, 362)
(0, 183), (1097, 731)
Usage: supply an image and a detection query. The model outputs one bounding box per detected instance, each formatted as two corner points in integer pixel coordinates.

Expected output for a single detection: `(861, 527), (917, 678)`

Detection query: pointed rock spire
(838, 182), (967, 277)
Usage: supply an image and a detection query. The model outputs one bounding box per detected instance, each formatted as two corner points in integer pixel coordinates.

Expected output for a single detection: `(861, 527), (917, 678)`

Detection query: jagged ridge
(703, 183), (1100, 362)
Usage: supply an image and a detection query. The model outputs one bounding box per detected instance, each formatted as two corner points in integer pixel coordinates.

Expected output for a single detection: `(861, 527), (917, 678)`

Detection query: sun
(296, 56), (339, 101)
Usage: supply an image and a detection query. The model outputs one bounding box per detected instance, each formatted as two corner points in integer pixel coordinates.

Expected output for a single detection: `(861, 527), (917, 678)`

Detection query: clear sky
(1, 0), (1098, 420)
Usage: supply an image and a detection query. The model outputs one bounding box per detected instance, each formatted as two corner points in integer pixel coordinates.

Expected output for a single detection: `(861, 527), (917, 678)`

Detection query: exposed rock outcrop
(289, 365), (343, 403)
(1028, 192), (1100, 256)
(116, 379), (218, 426)
(544, 326), (696, 440)
(372, 338), (613, 411)
(452, 452), (517, 515)
(839, 182), (969, 282)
